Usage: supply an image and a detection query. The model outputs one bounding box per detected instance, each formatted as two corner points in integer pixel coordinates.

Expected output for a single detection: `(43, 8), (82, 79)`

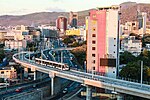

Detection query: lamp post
(141, 61), (143, 86)
(41, 49), (43, 65)
(5, 78), (8, 91)
(29, 48), (30, 63)
(17, 39), (20, 59)
(22, 48), (24, 60)
(92, 67), (95, 79)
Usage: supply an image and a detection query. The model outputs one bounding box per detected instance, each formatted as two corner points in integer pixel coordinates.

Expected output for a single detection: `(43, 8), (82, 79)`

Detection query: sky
(0, 0), (150, 15)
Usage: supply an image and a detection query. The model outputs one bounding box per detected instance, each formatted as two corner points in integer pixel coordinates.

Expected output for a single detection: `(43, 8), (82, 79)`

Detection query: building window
(92, 41), (96, 44)
(93, 60), (95, 64)
(114, 45), (116, 46)
(1, 71), (4, 74)
(93, 66), (95, 70)
(114, 51), (115, 53)
(92, 47), (96, 50)
(92, 54), (95, 57)
(93, 14), (96, 18)
(92, 34), (96, 37)
(92, 28), (96, 31)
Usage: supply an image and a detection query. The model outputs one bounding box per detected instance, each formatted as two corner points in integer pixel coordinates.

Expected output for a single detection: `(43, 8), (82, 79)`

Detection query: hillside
(120, 2), (150, 24)
(0, 12), (69, 26)
(0, 2), (150, 26)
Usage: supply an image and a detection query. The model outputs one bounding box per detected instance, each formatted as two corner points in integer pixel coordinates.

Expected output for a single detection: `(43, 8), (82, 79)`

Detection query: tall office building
(69, 12), (78, 28)
(87, 6), (120, 78)
(56, 16), (67, 35)
(138, 12), (147, 35)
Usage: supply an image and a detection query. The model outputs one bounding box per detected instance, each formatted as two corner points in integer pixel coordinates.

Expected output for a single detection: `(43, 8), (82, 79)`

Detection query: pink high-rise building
(56, 16), (67, 35)
(87, 6), (120, 78)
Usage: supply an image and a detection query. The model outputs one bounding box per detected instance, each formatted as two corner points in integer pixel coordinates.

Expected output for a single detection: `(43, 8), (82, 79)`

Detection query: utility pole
(92, 67), (95, 79)
(17, 39), (20, 59)
(61, 51), (63, 70)
(29, 48), (30, 63)
(58, 38), (59, 47)
(22, 48), (24, 60)
(141, 61), (143, 86)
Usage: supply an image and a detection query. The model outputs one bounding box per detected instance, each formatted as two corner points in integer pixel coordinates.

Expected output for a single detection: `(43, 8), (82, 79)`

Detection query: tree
(120, 61), (150, 82)
(71, 45), (86, 68)
(120, 51), (136, 64)
(0, 44), (4, 48)
(136, 50), (150, 66)
(142, 34), (150, 47)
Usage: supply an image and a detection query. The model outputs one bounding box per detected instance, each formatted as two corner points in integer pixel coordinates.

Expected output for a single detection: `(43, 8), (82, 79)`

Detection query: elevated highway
(13, 52), (150, 99)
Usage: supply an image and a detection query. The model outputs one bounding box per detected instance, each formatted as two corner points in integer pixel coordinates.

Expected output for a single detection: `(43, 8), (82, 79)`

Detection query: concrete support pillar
(49, 72), (55, 96)
(51, 77), (54, 96)
(49, 72), (61, 96)
(31, 67), (36, 80)
(117, 94), (124, 100)
(86, 85), (92, 100)
(34, 71), (36, 80)
(24, 68), (28, 78)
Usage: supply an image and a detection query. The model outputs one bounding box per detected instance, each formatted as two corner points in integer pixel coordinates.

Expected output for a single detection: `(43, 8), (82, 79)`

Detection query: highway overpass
(13, 52), (150, 100)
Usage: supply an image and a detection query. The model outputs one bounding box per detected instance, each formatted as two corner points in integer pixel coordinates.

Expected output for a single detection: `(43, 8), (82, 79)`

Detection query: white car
(63, 88), (68, 94)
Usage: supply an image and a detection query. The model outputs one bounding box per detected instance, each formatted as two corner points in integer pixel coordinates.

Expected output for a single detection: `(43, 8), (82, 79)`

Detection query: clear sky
(0, 0), (150, 15)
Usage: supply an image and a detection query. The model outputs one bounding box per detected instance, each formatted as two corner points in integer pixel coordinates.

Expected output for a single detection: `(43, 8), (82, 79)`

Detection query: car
(33, 84), (36, 88)
(15, 87), (22, 92)
(63, 88), (68, 94)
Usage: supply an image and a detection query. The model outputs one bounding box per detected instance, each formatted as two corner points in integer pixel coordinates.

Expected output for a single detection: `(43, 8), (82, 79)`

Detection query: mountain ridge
(0, 2), (150, 26)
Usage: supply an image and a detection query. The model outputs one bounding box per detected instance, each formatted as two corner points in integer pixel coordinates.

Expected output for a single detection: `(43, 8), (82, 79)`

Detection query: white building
(4, 30), (26, 49)
(121, 36), (142, 56)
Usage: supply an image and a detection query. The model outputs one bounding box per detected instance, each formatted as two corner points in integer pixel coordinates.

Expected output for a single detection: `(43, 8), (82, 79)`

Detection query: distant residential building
(66, 28), (86, 41)
(38, 25), (57, 30)
(5, 40), (26, 49)
(41, 29), (58, 38)
(12, 25), (29, 33)
(87, 6), (120, 78)
(4, 31), (26, 49)
(0, 67), (17, 79)
(56, 16), (67, 35)
(121, 21), (139, 35)
(121, 36), (142, 56)
(66, 28), (80, 36)
(80, 27), (86, 41)
(146, 21), (150, 34)
(69, 12), (78, 28)
(0, 30), (7, 43)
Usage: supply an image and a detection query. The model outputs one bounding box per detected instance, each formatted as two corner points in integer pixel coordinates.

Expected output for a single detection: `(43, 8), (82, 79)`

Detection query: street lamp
(5, 78), (8, 91)
(141, 61), (143, 86)
(28, 48), (30, 63)
(92, 66), (95, 79)
(41, 49), (43, 65)
(22, 48), (24, 60)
